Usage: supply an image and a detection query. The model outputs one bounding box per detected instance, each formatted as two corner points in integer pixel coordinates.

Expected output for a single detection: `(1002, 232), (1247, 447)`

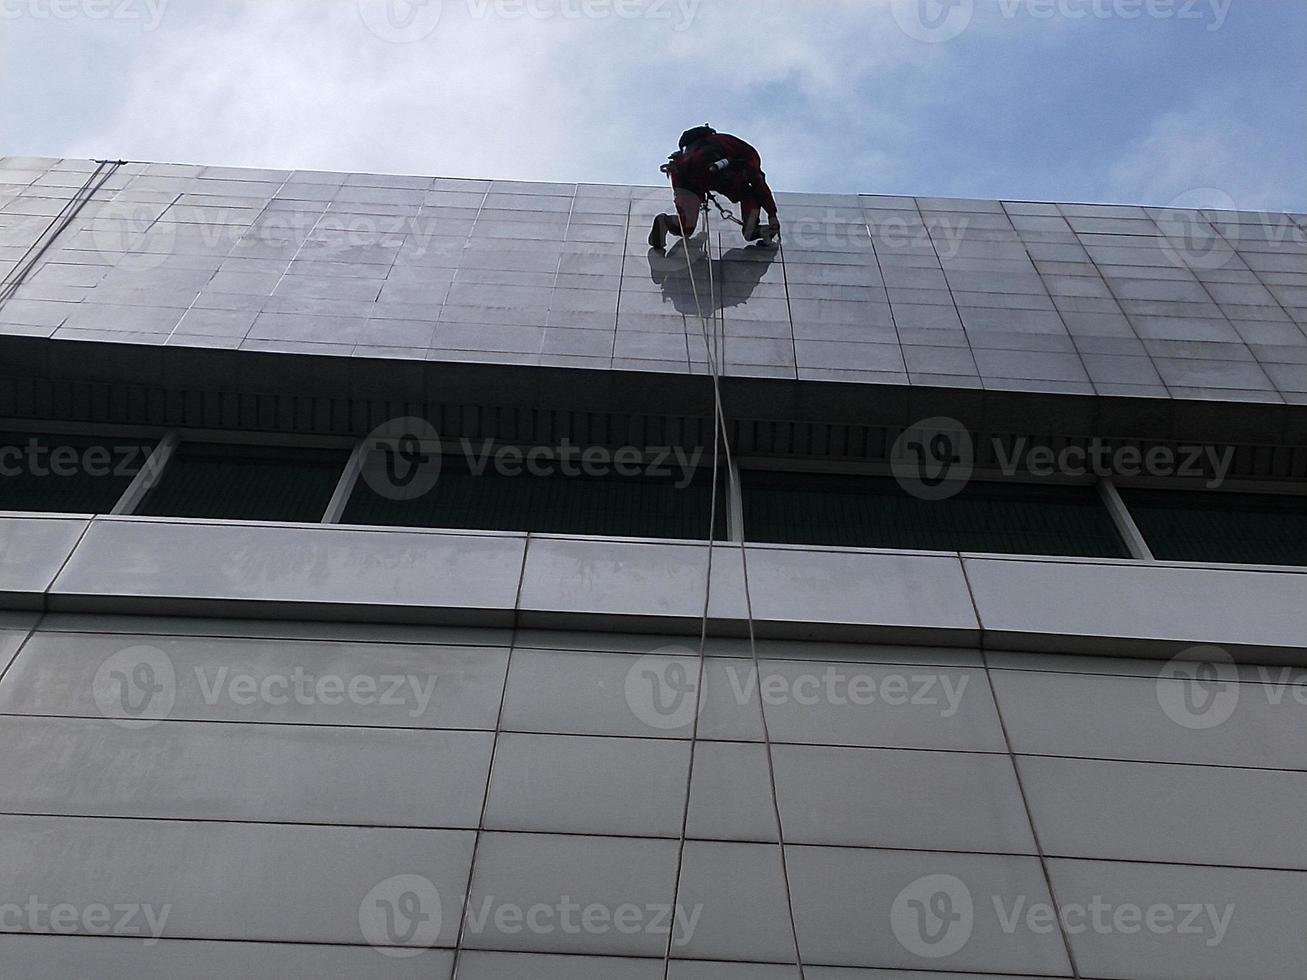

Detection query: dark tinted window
(344, 452), (728, 541)
(743, 471), (1128, 558)
(0, 432), (156, 514)
(1120, 488), (1307, 566)
(137, 443), (349, 523)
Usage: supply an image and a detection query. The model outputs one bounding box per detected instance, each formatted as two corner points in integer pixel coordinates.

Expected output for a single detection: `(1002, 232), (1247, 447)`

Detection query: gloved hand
(768, 214), (781, 231)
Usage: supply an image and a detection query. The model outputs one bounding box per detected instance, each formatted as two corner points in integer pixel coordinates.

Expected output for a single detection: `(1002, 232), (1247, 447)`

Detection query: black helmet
(679, 124), (716, 150)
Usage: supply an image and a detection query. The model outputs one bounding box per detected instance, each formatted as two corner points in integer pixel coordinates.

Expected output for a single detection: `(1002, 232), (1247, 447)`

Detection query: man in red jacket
(649, 125), (780, 252)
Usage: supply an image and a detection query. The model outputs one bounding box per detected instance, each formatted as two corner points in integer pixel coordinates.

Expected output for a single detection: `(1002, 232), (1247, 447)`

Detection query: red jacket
(664, 133), (778, 215)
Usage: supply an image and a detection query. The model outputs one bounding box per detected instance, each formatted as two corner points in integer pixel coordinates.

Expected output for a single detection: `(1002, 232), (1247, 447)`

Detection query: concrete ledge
(515, 536), (979, 642)
(706, 542), (980, 644)
(516, 536), (712, 633)
(0, 514), (1302, 659)
(964, 555), (1307, 660)
(0, 515), (89, 610)
(46, 518), (526, 626)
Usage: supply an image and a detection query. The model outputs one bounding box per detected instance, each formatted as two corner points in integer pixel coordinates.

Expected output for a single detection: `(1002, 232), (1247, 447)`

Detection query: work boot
(649, 213), (673, 252)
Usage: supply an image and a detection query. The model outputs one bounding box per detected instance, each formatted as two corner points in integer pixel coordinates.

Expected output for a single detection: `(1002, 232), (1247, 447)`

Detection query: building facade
(0, 154), (1306, 978)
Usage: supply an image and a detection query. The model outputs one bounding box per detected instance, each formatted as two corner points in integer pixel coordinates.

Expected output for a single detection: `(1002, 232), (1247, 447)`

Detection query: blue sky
(2, 0), (1304, 210)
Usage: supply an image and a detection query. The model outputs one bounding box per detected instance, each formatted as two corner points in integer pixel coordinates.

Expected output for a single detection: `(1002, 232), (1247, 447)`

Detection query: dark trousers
(665, 187), (765, 240)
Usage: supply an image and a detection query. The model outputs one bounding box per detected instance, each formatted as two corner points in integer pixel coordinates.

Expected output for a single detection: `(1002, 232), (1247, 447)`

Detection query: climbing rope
(662, 191), (726, 980)
(661, 186), (808, 980)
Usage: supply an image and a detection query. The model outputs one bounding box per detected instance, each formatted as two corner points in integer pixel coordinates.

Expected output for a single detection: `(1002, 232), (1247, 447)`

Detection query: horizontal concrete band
(2, 514), (1305, 661)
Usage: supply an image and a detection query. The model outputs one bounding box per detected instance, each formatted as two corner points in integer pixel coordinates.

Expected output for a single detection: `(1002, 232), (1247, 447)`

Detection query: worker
(649, 125), (780, 252)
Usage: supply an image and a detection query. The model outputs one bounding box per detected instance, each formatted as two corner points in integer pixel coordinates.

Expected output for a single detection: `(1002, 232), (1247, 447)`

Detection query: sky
(2, 0), (1304, 210)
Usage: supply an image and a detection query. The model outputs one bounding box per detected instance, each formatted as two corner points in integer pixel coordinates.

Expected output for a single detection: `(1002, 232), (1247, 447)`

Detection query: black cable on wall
(0, 159), (124, 312)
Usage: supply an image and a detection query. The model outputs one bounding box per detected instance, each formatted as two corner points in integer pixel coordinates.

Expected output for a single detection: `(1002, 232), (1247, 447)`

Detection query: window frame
(3, 417), (1305, 569)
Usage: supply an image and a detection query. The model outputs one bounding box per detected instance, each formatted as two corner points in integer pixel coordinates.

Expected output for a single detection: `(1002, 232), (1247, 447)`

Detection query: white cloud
(58, 0), (932, 188)
(13, 0), (1299, 209)
(1104, 95), (1302, 210)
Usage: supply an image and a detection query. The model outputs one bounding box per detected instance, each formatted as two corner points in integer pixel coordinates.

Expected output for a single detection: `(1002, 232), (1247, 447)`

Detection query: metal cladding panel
(0, 613), (1302, 976)
(0, 514), (90, 605)
(2, 155), (1304, 404)
(0, 513), (1298, 657)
